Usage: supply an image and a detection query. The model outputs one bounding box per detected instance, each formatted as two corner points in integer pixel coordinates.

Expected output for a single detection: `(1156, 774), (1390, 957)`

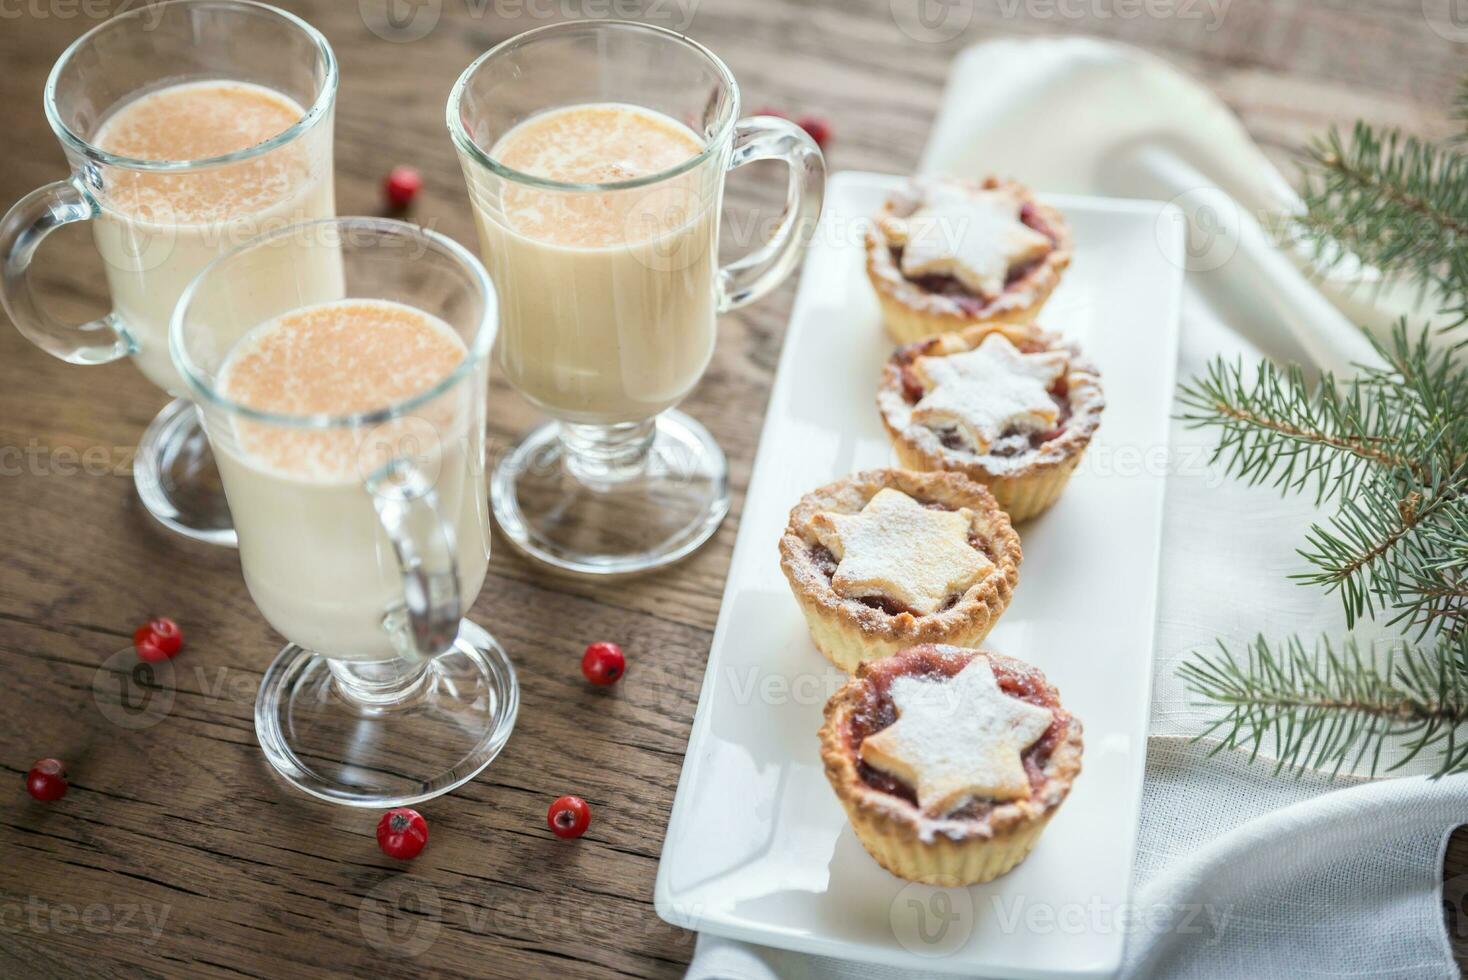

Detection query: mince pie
(877, 323), (1103, 522)
(778, 469), (1021, 672)
(866, 176), (1071, 344)
(819, 645), (1082, 885)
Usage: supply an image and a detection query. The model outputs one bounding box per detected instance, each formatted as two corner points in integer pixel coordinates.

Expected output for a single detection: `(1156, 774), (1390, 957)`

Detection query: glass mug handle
(366, 460), (462, 660)
(717, 116), (826, 313)
(0, 177), (133, 364)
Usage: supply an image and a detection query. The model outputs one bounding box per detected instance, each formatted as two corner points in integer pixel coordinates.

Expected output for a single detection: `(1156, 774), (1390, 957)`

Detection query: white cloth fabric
(685, 37), (1467, 979)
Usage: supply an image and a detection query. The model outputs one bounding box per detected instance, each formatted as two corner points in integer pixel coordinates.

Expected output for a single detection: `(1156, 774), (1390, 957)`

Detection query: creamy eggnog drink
(213, 299), (490, 661)
(449, 22), (823, 576)
(466, 103), (716, 424)
(92, 80), (337, 392)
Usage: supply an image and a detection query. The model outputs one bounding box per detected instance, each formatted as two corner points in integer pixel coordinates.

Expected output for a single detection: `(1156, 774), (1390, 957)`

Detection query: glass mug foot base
(134, 398), (237, 548)
(254, 619), (519, 808)
(491, 410), (731, 577)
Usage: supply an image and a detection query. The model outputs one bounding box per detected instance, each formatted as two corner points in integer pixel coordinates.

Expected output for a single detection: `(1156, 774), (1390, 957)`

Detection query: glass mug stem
(559, 418), (658, 485)
(326, 657), (430, 707)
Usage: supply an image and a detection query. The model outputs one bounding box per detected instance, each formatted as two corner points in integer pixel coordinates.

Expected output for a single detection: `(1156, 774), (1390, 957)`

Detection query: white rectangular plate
(655, 172), (1183, 978)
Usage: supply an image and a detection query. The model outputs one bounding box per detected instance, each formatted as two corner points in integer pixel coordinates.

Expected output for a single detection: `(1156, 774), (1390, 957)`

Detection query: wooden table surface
(1, 1), (1465, 977)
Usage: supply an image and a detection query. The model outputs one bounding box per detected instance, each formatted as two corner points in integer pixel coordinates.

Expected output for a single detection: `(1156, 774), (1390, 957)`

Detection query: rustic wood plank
(1, 1), (1464, 977)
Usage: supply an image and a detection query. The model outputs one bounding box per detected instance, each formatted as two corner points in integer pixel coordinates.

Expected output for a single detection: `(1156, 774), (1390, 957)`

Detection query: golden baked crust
(865, 176), (1072, 345)
(819, 645), (1083, 886)
(876, 323), (1104, 522)
(777, 469), (1021, 671)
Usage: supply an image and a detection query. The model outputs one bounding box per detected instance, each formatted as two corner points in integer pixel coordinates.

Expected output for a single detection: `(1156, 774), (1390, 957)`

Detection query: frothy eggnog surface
(219, 299), (466, 481)
(492, 102), (705, 247)
(94, 80), (310, 223)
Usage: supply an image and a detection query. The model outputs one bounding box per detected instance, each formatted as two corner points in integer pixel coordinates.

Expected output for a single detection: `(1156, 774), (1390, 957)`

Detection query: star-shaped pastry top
(807, 488), (992, 616)
(861, 657), (1054, 814)
(912, 334), (1069, 454)
(885, 184), (1052, 299)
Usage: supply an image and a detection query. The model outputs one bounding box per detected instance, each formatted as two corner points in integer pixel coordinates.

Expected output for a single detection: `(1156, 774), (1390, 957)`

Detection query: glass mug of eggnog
(0, 0), (337, 547)
(449, 21), (825, 576)
(172, 217), (517, 807)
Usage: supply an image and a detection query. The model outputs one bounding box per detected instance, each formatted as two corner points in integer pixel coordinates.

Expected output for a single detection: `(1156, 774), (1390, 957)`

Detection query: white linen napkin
(685, 37), (1467, 980)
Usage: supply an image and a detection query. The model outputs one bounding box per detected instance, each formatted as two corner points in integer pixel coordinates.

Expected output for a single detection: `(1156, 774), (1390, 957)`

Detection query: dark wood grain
(0, 2), (1464, 977)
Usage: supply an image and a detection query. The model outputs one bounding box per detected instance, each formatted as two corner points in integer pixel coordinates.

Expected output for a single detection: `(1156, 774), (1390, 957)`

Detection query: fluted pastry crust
(778, 469), (1022, 671)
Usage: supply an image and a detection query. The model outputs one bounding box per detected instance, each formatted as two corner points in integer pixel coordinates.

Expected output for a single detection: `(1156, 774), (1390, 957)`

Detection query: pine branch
(1299, 123), (1468, 324)
(1178, 633), (1468, 777)
(1294, 466), (1468, 633)
(1177, 352), (1427, 504)
(1176, 74), (1468, 776)
(1180, 324), (1468, 637)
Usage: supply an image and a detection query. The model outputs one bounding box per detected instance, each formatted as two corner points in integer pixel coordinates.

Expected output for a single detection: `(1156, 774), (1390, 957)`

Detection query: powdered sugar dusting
(859, 657), (1054, 817)
(881, 181), (1052, 299)
(806, 487), (993, 616)
(912, 333), (1068, 454)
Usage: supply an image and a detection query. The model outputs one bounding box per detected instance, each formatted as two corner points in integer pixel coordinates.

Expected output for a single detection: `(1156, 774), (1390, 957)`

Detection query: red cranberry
(25, 759), (67, 802)
(133, 617), (183, 662)
(383, 166), (423, 209)
(796, 114), (832, 151)
(547, 795), (591, 839)
(376, 808), (429, 860)
(581, 642), (626, 686)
